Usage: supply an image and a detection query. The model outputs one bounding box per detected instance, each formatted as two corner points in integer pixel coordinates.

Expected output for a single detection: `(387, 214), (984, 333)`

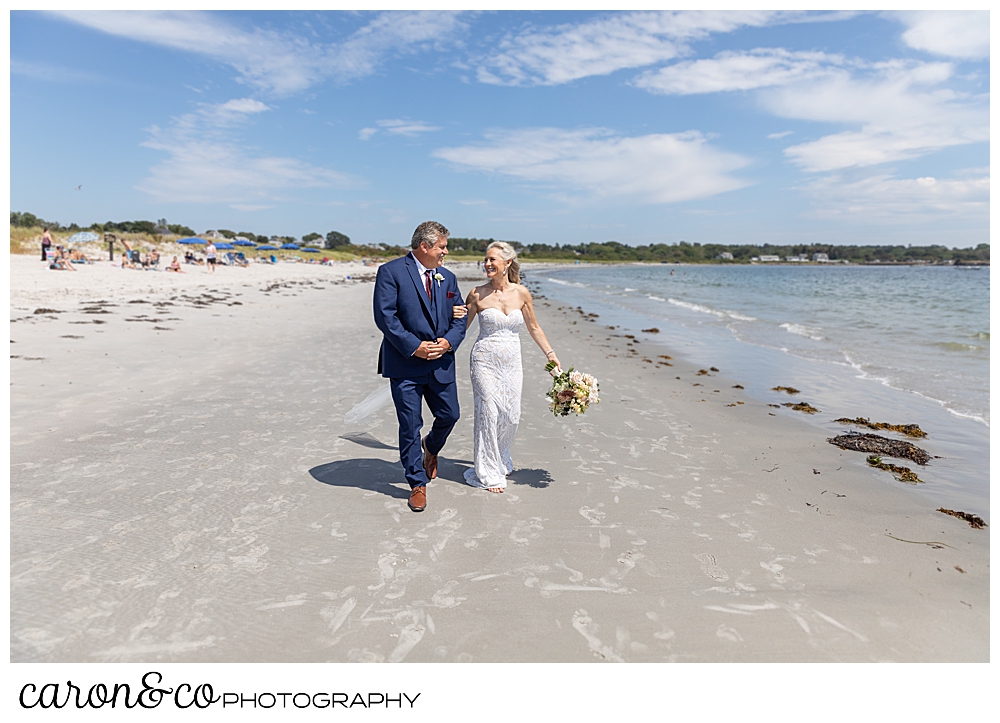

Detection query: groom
(373, 221), (467, 512)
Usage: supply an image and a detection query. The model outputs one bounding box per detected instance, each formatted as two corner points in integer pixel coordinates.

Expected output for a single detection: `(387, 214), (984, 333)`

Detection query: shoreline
(9, 253), (989, 662)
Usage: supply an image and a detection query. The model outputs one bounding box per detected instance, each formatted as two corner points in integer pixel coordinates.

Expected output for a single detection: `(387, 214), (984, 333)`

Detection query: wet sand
(9, 254), (989, 663)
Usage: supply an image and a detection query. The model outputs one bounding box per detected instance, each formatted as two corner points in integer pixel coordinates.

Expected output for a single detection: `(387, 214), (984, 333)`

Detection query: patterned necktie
(424, 270), (432, 300)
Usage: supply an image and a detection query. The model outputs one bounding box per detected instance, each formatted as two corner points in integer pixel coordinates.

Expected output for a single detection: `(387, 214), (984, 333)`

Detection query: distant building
(785, 255), (807, 262)
(812, 252), (830, 262)
(205, 230), (225, 239)
(716, 252), (734, 260)
(759, 255), (780, 262)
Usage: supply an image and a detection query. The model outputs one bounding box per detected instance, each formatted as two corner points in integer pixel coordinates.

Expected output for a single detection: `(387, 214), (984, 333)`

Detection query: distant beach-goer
(205, 242), (217, 273)
(41, 228), (53, 261)
(167, 256), (183, 273)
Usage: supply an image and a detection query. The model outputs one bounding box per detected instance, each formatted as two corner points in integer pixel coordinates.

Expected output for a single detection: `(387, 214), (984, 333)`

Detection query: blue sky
(9, 10), (990, 247)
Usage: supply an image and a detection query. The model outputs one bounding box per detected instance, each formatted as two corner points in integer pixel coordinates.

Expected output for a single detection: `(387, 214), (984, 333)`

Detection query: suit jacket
(373, 254), (467, 382)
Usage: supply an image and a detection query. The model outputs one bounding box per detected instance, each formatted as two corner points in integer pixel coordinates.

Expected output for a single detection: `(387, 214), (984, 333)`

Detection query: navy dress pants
(390, 374), (460, 488)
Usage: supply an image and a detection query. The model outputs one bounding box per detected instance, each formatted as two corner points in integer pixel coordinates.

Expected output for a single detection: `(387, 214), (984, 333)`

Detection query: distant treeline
(453, 238), (990, 264)
(10, 213), (988, 262)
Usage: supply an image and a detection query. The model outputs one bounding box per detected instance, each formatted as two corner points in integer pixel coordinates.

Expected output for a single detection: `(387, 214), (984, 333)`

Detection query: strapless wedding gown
(464, 308), (523, 490)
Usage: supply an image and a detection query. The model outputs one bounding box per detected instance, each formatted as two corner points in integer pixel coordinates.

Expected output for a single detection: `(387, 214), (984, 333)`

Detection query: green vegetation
(9, 211), (989, 263)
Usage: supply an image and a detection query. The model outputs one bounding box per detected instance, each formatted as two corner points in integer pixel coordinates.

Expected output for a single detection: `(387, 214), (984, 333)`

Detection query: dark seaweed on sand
(867, 455), (923, 484)
(772, 386), (800, 394)
(783, 402), (819, 414)
(834, 417), (927, 438)
(828, 432), (931, 465)
(937, 508), (987, 529)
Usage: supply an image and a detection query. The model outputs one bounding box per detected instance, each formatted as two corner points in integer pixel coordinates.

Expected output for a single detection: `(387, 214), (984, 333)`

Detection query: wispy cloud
(767, 131), (794, 140)
(51, 10), (467, 96)
(892, 11), (989, 60)
(433, 127), (751, 203)
(766, 61), (988, 172)
(633, 49), (843, 95)
(475, 10), (848, 86)
(137, 98), (363, 203)
(10, 59), (109, 85)
(359, 118), (442, 140)
(802, 169), (989, 220)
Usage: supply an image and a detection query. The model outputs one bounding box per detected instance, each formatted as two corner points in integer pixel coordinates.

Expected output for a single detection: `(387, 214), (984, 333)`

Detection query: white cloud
(359, 119), (442, 140)
(137, 99), (363, 203)
(10, 59), (108, 84)
(475, 11), (850, 86)
(802, 170), (989, 220)
(633, 49), (843, 94)
(893, 11), (989, 60)
(433, 127), (750, 203)
(52, 10), (466, 95)
(767, 131), (794, 140)
(765, 61), (988, 172)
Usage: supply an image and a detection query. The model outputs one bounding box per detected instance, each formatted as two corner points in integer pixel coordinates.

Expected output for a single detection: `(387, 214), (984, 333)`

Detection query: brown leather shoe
(422, 437), (438, 480)
(408, 485), (426, 512)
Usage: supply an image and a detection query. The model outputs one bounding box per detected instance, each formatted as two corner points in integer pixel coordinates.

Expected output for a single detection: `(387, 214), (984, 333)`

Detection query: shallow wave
(647, 294), (666, 302)
(779, 322), (824, 341)
(933, 341), (987, 353)
(545, 277), (589, 288)
(667, 297), (723, 317)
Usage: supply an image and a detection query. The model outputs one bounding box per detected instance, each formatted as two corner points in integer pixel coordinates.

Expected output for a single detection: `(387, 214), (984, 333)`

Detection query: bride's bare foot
(487, 486), (504, 494)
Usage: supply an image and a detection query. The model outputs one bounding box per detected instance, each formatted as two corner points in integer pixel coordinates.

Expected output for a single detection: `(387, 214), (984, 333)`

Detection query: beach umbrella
(302, 247), (320, 253)
(177, 237), (205, 245)
(66, 231), (99, 244)
(256, 244), (278, 251)
(214, 242), (235, 250)
(232, 239), (256, 246)
(281, 243), (300, 250)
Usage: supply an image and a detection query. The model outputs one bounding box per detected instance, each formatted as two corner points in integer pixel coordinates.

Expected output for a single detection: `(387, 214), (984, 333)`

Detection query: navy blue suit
(373, 254), (466, 488)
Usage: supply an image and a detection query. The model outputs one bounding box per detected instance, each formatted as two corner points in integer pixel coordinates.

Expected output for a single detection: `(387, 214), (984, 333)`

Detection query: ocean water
(526, 263), (990, 516)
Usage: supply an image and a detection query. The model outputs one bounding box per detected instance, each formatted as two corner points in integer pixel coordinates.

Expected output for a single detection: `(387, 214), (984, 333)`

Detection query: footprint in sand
(694, 553), (729, 581)
(571, 609), (625, 663)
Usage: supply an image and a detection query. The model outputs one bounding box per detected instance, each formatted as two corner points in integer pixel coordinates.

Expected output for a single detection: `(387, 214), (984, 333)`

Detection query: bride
(453, 241), (562, 493)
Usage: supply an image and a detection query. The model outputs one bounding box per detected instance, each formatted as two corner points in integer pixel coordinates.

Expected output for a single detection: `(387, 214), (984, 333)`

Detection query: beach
(9, 253), (989, 663)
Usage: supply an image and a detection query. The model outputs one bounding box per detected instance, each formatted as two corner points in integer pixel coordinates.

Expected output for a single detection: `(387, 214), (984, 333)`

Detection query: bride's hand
(546, 352), (562, 374)
(452, 304), (468, 319)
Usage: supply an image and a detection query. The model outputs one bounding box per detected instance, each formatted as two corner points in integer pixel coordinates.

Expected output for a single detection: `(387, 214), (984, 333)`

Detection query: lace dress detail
(464, 308), (523, 490)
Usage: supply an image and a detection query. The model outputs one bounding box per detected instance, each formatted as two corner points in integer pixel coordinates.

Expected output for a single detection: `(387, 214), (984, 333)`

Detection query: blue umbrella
(281, 243), (300, 250)
(301, 247), (320, 253)
(214, 242), (235, 250)
(256, 244), (278, 251)
(177, 237), (205, 245)
(66, 231), (100, 244)
(232, 239), (256, 246)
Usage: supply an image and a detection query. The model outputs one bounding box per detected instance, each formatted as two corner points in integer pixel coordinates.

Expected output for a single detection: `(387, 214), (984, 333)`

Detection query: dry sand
(9, 254), (989, 663)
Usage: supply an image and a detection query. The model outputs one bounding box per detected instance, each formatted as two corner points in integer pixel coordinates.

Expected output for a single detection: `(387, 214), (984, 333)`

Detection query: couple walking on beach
(373, 221), (561, 512)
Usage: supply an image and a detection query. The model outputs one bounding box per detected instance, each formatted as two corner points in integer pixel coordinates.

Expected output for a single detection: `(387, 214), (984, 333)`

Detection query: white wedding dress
(464, 308), (523, 490)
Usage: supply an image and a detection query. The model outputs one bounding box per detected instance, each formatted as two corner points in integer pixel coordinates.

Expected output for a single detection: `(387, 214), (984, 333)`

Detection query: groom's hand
(414, 340), (445, 360)
(436, 337), (451, 352)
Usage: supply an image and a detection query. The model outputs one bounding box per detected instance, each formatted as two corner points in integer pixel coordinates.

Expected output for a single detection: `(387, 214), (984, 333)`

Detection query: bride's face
(483, 249), (507, 279)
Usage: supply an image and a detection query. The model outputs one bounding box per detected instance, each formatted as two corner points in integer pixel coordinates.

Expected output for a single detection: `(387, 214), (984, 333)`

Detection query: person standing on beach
(205, 241), (217, 273)
(41, 228), (53, 261)
(373, 221), (467, 512)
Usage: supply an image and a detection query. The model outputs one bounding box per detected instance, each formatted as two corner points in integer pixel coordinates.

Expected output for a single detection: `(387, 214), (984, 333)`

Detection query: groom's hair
(411, 221), (449, 249)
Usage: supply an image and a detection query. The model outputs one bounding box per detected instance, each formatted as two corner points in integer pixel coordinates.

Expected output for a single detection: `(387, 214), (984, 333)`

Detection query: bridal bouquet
(545, 361), (600, 416)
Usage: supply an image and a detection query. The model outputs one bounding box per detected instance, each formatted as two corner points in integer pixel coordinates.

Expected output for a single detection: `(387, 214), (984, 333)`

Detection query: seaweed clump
(772, 386), (800, 395)
(642, 327), (660, 333)
(867, 455), (923, 484)
(937, 508), (987, 529)
(828, 432), (931, 465)
(834, 417), (927, 438)
(783, 402), (819, 414)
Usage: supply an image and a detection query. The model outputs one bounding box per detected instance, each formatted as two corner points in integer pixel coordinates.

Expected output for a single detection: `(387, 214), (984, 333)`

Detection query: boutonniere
(433, 272), (444, 287)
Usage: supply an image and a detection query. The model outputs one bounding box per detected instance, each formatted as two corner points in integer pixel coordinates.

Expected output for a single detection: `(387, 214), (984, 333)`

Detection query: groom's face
(418, 236), (449, 268)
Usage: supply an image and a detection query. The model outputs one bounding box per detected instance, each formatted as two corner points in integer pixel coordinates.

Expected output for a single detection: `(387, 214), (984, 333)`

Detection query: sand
(8, 253), (989, 663)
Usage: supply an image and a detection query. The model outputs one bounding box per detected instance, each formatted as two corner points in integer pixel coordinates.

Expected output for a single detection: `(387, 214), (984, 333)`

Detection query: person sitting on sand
(49, 247), (77, 271)
(68, 248), (92, 264)
(149, 249), (161, 270)
(166, 256), (183, 273)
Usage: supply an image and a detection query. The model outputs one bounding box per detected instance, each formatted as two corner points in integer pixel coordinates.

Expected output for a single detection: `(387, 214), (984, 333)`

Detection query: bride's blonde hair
(487, 241), (520, 284)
